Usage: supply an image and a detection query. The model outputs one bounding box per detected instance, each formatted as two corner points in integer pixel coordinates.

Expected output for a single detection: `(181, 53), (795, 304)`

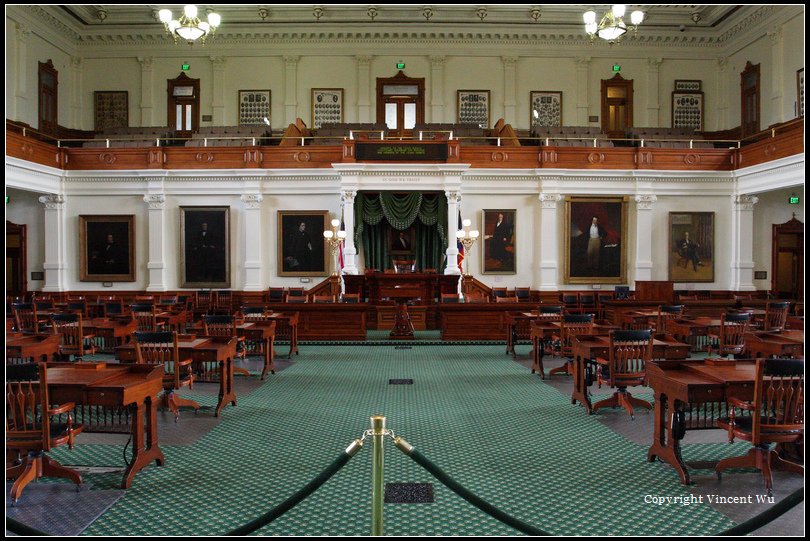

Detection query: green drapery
(355, 192), (447, 271)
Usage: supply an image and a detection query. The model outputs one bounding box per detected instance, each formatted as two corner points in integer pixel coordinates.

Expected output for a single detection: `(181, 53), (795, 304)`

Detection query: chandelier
(158, 5), (221, 45)
(583, 5), (644, 44)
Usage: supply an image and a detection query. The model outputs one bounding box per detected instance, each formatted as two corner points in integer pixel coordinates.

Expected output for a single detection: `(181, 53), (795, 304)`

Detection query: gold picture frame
(482, 209), (516, 274)
(457, 90), (490, 127)
(530, 91), (562, 128)
(180, 206), (230, 288)
(311, 88), (344, 129)
(94, 91), (128, 131)
(239, 89), (271, 126)
(669, 212), (714, 283)
(564, 196), (628, 284)
(79, 215), (135, 282)
(278, 210), (329, 277)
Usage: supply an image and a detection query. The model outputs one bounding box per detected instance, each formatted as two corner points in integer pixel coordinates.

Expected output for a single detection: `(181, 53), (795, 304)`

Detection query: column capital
(767, 26), (783, 43)
(70, 56), (83, 69)
(16, 23), (31, 41)
(143, 194), (165, 209)
(137, 56), (154, 70)
(539, 193), (562, 208)
(646, 57), (663, 69)
(241, 193), (263, 209)
(574, 56), (591, 67)
(355, 55), (373, 67)
(635, 194), (657, 209)
(717, 56), (729, 70)
(733, 194), (759, 210)
(284, 55), (300, 67)
(429, 55), (446, 67)
(341, 190), (357, 204)
(444, 190), (461, 204)
(501, 56), (518, 68)
(39, 195), (65, 210)
(210, 56), (227, 68)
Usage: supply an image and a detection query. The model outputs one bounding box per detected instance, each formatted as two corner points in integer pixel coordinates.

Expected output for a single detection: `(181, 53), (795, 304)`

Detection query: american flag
(456, 211), (464, 271)
(338, 219), (345, 271)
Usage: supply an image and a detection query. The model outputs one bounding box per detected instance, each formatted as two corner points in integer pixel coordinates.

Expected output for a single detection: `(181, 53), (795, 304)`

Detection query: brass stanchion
(370, 415), (386, 536)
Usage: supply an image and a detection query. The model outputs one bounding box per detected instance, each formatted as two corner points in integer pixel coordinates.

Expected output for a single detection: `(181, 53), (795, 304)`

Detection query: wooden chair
(312, 295), (335, 303)
(213, 290), (233, 314)
(595, 292), (615, 320)
(6, 362), (83, 504)
(535, 305), (563, 356)
(514, 287), (531, 302)
(34, 299), (54, 312)
(495, 296), (518, 303)
(560, 293), (580, 314)
(707, 312), (750, 358)
(66, 299), (88, 317)
(716, 358), (804, 495)
(103, 299), (125, 318)
(393, 259), (416, 273)
(159, 296), (179, 306)
(550, 314), (594, 377)
(341, 293), (361, 303)
(50, 313), (96, 360)
(131, 302), (163, 332)
(12, 302), (39, 334)
(240, 308), (277, 361)
(286, 295), (308, 304)
(578, 293), (597, 317)
(491, 287), (508, 301)
(593, 329), (654, 419)
(267, 287), (286, 303)
(287, 287), (306, 298)
(654, 304), (684, 333)
(134, 331), (199, 421)
(760, 301), (790, 331)
(202, 315), (248, 375)
(440, 293), (460, 303)
(194, 290), (214, 318)
(465, 292), (489, 303)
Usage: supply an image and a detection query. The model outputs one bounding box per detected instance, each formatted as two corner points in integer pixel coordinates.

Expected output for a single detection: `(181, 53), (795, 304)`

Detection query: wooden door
(741, 62), (760, 138)
(601, 74), (633, 140)
(6, 221), (27, 298)
(771, 216), (803, 300)
(167, 73), (200, 140)
(38, 60), (58, 136)
(376, 71), (424, 139)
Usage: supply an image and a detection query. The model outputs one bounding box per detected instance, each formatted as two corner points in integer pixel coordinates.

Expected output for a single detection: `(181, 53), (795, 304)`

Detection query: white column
(502, 56), (518, 126)
(716, 57), (729, 130)
(539, 193), (562, 291)
(444, 190), (461, 275)
(69, 56), (83, 129)
(341, 190), (359, 275)
(39, 195), (66, 292)
(284, 55), (300, 126)
(14, 23), (31, 120)
(211, 56), (227, 126)
(138, 57), (154, 126)
(356, 55), (372, 123)
(144, 194), (167, 292)
(241, 194), (264, 290)
(634, 195), (657, 282)
(575, 57), (591, 125)
(645, 58), (662, 127)
(429, 55), (446, 122)
(730, 195), (758, 292)
(768, 27), (784, 123)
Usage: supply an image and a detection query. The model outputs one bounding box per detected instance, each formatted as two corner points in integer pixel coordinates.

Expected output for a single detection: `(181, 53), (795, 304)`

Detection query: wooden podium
(381, 285), (423, 339)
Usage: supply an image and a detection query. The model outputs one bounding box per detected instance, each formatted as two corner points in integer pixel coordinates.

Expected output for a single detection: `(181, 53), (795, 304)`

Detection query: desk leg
(531, 337), (545, 378)
(571, 356), (593, 412)
(122, 398), (165, 489)
(215, 358), (237, 417)
(261, 337), (275, 379)
(647, 396), (691, 485)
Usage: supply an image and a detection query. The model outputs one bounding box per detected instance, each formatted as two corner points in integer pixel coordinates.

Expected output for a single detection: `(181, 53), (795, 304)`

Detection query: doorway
(771, 216), (803, 300)
(601, 73), (633, 140)
(6, 221), (27, 298)
(740, 62), (761, 138)
(38, 60), (58, 136)
(167, 72), (200, 140)
(376, 71), (425, 139)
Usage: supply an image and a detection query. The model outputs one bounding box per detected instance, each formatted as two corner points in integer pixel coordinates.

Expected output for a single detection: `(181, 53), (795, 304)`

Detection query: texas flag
(338, 219), (345, 271)
(456, 211), (464, 271)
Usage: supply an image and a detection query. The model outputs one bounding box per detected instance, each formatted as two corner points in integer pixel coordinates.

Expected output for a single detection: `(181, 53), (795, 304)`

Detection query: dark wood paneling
(638, 148), (735, 171)
(458, 146), (539, 168)
(262, 146), (343, 168)
(438, 304), (524, 340)
(263, 303), (367, 340)
(5, 132), (63, 168)
(542, 147), (637, 169)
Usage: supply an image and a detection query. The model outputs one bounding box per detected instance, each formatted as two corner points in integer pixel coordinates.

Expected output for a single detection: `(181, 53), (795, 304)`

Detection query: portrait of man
(278, 211), (327, 276)
(482, 209), (516, 274)
(389, 228), (414, 254)
(181, 207), (230, 287)
(669, 212), (714, 282)
(565, 197), (627, 284)
(80, 215), (135, 281)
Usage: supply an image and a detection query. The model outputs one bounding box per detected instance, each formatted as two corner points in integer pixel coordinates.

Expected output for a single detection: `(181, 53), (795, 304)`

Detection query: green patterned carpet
(46, 344), (752, 536)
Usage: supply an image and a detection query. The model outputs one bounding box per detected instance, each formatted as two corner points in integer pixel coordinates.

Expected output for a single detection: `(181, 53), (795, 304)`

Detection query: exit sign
(612, 64), (621, 72)
(397, 62), (405, 69)
(181, 63), (190, 71)
(789, 196), (800, 204)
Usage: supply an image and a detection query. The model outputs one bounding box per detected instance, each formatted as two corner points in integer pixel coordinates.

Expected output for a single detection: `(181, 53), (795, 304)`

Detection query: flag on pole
(456, 211), (464, 271)
(338, 218), (345, 271)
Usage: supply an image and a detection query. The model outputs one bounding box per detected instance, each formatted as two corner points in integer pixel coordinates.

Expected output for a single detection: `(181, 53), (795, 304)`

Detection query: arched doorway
(601, 73), (634, 140)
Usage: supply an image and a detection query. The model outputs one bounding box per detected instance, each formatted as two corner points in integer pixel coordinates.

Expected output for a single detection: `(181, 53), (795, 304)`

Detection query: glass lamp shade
(630, 10), (644, 25)
(456, 230), (465, 239)
(184, 5), (198, 18)
(611, 5), (626, 18)
(323, 231), (334, 239)
(470, 230), (480, 239)
(159, 9), (173, 23)
(176, 25), (206, 41)
(462, 219), (471, 227)
(598, 23), (627, 41)
(583, 10), (597, 24)
(208, 12), (221, 28)
(331, 219), (341, 227)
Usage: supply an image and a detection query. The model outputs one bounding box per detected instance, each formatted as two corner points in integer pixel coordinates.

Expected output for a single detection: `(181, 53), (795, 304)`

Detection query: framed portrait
(564, 196), (628, 284)
(79, 215), (135, 282)
(669, 212), (714, 283)
(388, 226), (415, 255)
(482, 210), (516, 274)
(278, 211), (328, 277)
(674, 80), (702, 92)
(672, 91), (704, 131)
(239, 90), (271, 126)
(530, 91), (562, 128)
(798, 68), (804, 118)
(312, 88), (344, 129)
(457, 90), (490, 127)
(180, 206), (230, 288)
(94, 91), (128, 131)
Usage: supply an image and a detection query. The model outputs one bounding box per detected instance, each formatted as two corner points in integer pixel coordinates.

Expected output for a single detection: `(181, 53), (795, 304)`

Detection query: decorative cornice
(241, 194), (264, 209)
(143, 194), (165, 209)
(733, 194), (759, 210)
(634, 194), (658, 209)
(23, 6), (81, 42)
(39, 194), (65, 209)
(717, 6), (775, 43)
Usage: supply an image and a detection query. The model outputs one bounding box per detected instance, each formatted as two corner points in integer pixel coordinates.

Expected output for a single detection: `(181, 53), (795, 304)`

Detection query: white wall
(6, 188), (46, 292)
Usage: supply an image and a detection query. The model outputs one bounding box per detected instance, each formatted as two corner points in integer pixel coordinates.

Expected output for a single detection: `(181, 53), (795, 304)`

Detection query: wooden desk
(570, 334), (690, 413)
(645, 359), (757, 485)
(505, 311), (539, 357)
(157, 309), (189, 334)
(744, 330), (804, 358)
(6, 333), (60, 364)
(238, 321), (276, 379)
(85, 317), (138, 353)
(117, 337), (237, 417)
(46, 362), (165, 489)
(666, 317), (721, 352)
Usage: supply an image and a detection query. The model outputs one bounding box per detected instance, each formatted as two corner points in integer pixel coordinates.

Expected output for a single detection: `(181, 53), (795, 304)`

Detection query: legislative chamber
(5, 4), (805, 537)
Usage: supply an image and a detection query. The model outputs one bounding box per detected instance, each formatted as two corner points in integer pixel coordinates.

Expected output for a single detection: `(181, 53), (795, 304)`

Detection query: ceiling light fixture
(158, 5), (221, 45)
(583, 5), (644, 44)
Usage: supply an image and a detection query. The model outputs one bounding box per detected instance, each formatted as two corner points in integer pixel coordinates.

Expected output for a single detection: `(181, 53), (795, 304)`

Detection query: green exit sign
(612, 64), (621, 72)
(396, 62), (405, 70)
(789, 196), (800, 204)
(181, 63), (190, 71)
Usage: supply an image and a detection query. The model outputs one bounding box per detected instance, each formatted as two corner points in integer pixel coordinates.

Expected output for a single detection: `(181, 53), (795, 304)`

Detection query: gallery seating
(184, 126), (268, 147)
